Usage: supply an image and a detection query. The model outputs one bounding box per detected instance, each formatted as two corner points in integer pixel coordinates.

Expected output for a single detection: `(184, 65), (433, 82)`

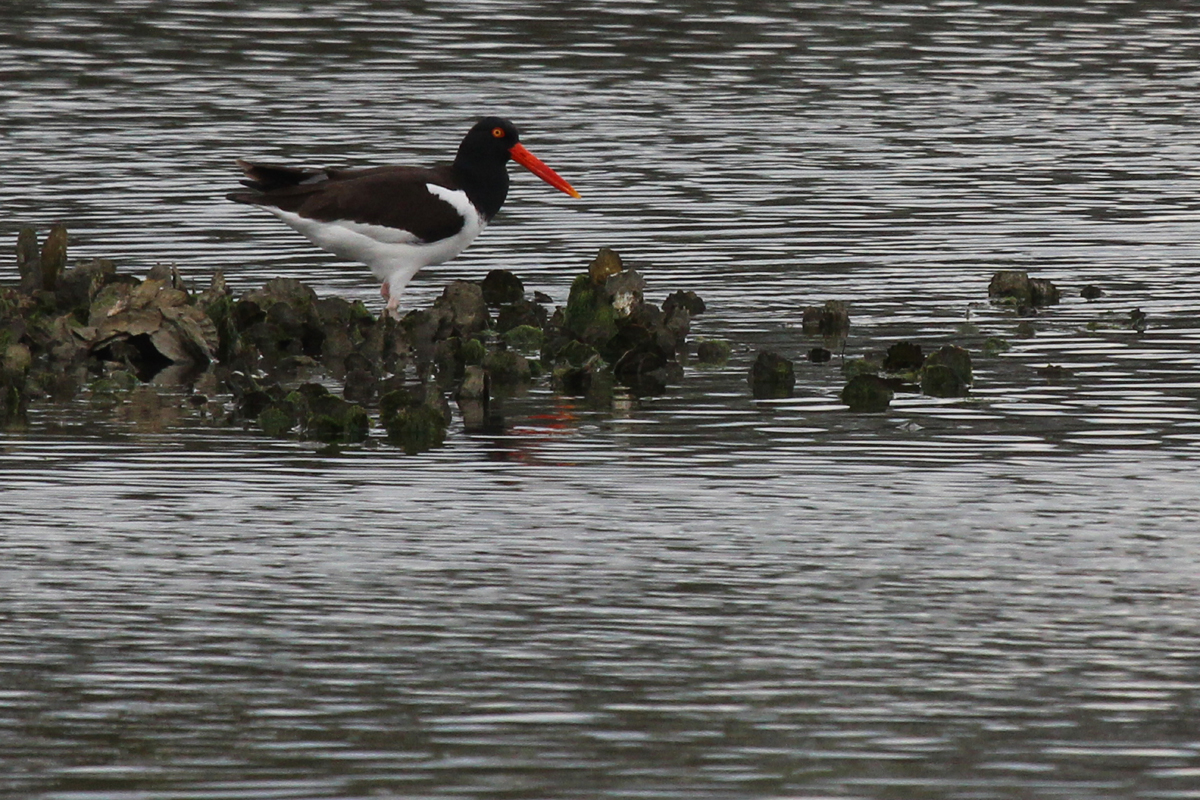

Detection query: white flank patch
(268, 183), (486, 300)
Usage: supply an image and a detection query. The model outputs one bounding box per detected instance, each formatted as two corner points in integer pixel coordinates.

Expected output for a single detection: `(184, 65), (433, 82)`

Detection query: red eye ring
(492, 127), (505, 138)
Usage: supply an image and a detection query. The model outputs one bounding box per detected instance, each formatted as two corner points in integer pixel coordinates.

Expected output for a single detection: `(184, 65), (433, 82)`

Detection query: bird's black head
(452, 116), (579, 217)
(456, 117), (521, 166)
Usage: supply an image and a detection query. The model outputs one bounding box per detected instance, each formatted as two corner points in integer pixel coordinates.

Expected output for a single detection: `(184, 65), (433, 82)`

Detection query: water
(4, 1), (1200, 797)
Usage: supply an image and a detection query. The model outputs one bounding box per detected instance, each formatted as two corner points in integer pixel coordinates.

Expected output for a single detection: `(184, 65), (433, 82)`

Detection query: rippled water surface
(4, 2), (1200, 797)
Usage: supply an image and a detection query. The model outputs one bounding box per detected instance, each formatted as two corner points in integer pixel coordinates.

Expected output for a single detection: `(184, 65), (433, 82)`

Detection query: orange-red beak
(509, 142), (581, 198)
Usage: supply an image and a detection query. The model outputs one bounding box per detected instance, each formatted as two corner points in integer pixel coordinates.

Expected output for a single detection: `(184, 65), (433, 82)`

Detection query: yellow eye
(492, 127), (506, 138)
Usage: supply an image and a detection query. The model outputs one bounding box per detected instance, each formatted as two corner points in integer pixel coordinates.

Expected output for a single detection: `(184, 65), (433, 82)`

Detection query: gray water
(4, 2), (1200, 797)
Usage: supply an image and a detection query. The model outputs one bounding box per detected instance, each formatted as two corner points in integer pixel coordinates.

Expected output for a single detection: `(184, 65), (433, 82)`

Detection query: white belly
(269, 184), (487, 299)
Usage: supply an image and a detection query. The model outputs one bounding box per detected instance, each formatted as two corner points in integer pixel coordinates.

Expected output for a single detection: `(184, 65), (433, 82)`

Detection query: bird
(227, 116), (580, 311)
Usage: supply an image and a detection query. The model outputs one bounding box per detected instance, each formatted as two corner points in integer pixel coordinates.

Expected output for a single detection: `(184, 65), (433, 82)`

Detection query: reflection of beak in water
(482, 401), (582, 466)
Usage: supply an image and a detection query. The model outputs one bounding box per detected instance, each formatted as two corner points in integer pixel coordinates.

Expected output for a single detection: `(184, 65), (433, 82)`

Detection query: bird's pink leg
(381, 281), (401, 316)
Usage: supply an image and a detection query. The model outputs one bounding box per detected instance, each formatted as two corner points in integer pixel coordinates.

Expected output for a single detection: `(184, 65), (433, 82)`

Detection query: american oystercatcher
(227, 117), (580, 310)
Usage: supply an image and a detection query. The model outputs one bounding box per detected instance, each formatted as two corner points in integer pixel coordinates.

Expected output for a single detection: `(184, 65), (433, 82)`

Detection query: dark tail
(227, 159), (328, 203)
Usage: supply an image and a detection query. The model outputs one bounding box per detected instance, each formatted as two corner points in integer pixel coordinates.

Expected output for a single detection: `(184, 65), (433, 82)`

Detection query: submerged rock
(749, 350), (795, 399)
(460, 337), (487, 367)
(841, 374), (894, 412)
(549, 337), (600, 369)
(924, 345), (972, 384)
(456, 364), (504, 432)
(380, 388), (448, 454)
(695, 339), (732, 366)
(313, 295), (380, 369)
(807, 347), (832, 364)
(920, 345), (972, 397)
(802, 300), (850, 336)
(343, 359), (380, 405)
(258, 405), (295, 437)
(1031, 279), (1060, 306)
(1036, 364), (1073, 381)
(988, 270), (1028, 303)
(276, 382), (370, 443)
(307, 400), (370, 444)
(988, 270), (1060, 308)
(1029, 278), (1060, 307)
(842, 357), (881, 379)
(484, 348), (531, 385)
(613, 348), (677, 396)
(920, 364), (966, 397)
(553, 354), (613, 401)
(982, 337), (1011, 356)
(883, 341), (924, 373)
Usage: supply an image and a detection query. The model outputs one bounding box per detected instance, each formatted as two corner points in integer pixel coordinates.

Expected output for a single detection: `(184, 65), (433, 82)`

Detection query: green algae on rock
(694, 338), (731, 366)
(258, 405), (295, 437)
(988, 270), (1060, 308)
(460, 336), (488, 367)
(501, 324), (544, 354)
(841, 373), (894, 412)
(5, 231), (714, 448)
(920, 364), (968, 398)
(563, 272), (619, 347)
(924, 344), (972, 384)
(283, 383), (370, 444)
(920, 345), (973, 398)
(483, 348), (531, 385)
(748, 350), (795, 399)
(550, 250), (703, 395)
(842, 357), (881, 379)
(982, 337), (1011, 356)
(553, 353), (614, 403)
(380, 387), (449, 454)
